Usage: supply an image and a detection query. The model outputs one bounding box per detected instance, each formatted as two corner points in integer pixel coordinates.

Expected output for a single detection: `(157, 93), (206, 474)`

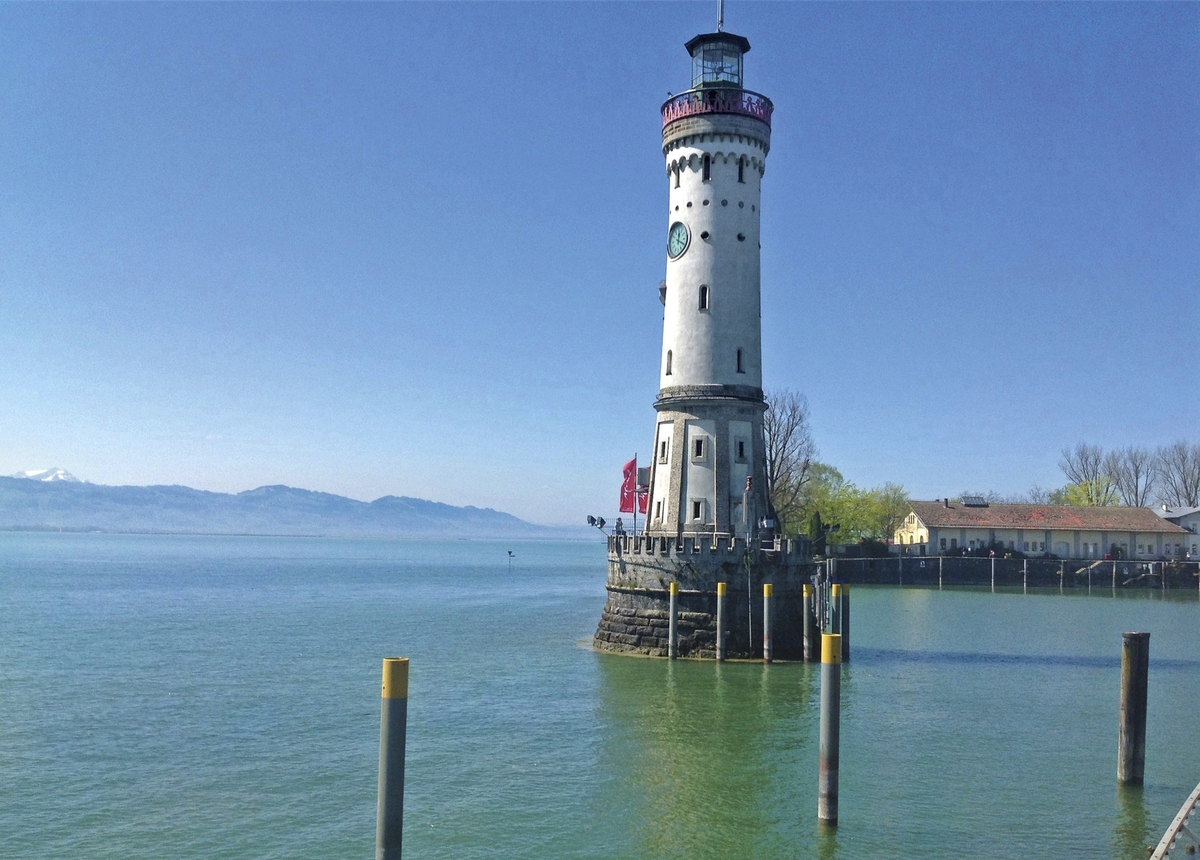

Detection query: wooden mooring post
(376, 657), (409, 860)
(818, 633), (842, 827)
(1118, 632), (1150, 785)
(938, 555), (943, 589)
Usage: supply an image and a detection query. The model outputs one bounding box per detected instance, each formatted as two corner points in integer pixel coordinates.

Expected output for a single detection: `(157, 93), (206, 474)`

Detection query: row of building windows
(673, 200), (755, 211)
(657, 437), (749, 464)
(674, 155), (749, 187)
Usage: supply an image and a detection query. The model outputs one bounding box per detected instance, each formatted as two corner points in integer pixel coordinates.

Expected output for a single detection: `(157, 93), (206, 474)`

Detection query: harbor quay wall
(594, 534), (816, 660)
(832, 555), (1200, 589)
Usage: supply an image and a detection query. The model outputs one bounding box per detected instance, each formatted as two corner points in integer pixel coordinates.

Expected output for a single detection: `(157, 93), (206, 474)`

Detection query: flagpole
(632, 454), (637, 537)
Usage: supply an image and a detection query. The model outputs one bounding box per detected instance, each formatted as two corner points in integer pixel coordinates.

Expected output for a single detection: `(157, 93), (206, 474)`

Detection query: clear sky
(1, 2), (1196, 525)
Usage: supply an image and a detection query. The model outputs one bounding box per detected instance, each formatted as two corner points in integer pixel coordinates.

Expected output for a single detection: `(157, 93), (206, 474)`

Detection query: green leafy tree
(1049, 480), (1118, 506)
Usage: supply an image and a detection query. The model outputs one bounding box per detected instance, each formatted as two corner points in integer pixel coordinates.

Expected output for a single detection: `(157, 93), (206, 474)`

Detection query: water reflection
(592, 654), (817, 859)
(1114, 785), (1150, 860)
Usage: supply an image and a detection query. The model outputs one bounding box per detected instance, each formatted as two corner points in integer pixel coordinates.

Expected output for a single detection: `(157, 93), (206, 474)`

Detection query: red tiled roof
(910, 501), (1189, 533)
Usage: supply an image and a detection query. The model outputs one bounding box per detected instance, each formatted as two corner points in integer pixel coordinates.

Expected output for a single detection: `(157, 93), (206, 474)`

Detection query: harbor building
(594, 25), (811, 660)
(894, 499), (1192, 560)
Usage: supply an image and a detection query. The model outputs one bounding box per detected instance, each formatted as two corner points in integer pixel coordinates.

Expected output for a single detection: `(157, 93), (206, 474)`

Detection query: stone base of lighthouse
(593, 534), (814, 659)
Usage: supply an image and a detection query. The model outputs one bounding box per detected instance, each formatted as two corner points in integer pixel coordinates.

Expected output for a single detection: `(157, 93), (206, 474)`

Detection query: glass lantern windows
(691, 41), (743, 88)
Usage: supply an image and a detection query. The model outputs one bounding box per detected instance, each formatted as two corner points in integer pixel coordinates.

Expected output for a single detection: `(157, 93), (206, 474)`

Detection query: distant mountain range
(10, 467), (80, 482)
(0, 473), (571, 539)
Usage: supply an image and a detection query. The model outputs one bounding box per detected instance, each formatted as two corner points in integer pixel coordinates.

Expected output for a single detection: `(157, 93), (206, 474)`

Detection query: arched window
(665, 350), (673, 375)
(738, 157), (745, 183)
(698, 285), (709, 310)
(702, 154), (711, 182)
(736, 348), (744, 373)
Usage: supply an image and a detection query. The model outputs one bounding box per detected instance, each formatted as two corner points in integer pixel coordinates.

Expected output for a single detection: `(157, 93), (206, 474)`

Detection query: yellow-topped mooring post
(716, 582), (727, 662)
(1118, 632), (1150, 785)
(376, 657), (409, 860)
(830, 584), (842, 636)
(762, 583), (774, 663)
(839, 584), (850, 663)
(668, 582), (679, 659)
(818, 633), (842, 826)
(802, 583), (817, 663)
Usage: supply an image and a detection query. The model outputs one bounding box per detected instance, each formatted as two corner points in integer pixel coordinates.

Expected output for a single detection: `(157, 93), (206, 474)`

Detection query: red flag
(619, 458), (637, 513)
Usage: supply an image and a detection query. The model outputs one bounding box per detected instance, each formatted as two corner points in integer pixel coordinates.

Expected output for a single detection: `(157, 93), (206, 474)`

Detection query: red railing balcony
(661, 88), (773, 129)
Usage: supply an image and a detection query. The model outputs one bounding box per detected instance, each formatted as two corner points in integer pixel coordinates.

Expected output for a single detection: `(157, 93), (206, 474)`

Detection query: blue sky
(1, 2), (1196, 525)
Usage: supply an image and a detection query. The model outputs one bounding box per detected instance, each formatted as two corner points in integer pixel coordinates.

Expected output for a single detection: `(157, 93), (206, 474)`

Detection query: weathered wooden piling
(715, 581), (727, 662)
(762, 583), (773, 664)
(802, 583), (817, 662)
(376, 657), (409, 860)
(1118, 631), (1150, 785)
(668, 582), (679, 659)
(818, 633), (842, 827)
(839, 584), (850, 663)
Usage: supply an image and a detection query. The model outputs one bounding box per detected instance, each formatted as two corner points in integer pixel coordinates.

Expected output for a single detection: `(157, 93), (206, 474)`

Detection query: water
(2, 533), (1197, 859)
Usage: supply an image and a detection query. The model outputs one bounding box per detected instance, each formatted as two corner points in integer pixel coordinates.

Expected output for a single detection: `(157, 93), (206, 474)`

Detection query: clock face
(667, 222), (690, 259)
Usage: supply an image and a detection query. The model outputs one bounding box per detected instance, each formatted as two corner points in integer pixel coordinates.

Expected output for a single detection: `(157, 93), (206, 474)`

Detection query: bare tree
(1024, 484), (1051, 504)
(1156, 440), (1200, 507)
(1058, 442), (1118, 506)
(1104, 446), (1157, 506)
(763, 389), (817, 533)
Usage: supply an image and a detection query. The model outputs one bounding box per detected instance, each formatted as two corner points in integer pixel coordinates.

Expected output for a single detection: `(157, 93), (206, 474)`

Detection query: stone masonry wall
(594, 534), (816, 659)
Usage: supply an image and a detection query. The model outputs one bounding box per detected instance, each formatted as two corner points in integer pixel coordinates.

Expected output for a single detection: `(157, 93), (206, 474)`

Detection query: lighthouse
(595, 25), (811, 660)
(647, 30), (773, 541)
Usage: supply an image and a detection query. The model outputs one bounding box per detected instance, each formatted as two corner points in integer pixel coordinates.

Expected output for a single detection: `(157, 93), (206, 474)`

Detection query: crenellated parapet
(595, 535), (814, 659)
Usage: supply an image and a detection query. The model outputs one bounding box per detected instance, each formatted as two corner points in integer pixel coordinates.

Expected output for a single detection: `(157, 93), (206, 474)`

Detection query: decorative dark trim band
(655, 384), (765, 408)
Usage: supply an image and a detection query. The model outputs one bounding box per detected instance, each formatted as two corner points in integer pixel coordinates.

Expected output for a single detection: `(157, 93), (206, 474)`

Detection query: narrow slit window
(674, 165), (680, 188)
(692, 500), (702, 520)
(659, 439), (668, 463)
(693, 438), (704, 459)
(665, 350), (672, 375)
(737, 440), (746, 460)
(655, 500), (663, 520)
(698, 285), (708, 310)
(702, 154), (710, 182)
(738, 157), (745, 183)
(736, 348), (744, 373)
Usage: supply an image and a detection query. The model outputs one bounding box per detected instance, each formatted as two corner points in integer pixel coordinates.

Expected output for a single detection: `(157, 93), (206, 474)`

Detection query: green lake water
(2, 533), (1197, 858)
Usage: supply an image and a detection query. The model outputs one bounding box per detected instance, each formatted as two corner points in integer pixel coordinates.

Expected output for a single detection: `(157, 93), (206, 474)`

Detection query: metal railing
(661, 88), (774, 129)
(1150, 780), (1200, 859)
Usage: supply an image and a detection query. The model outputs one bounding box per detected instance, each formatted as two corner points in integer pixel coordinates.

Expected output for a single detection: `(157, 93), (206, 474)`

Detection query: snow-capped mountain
(10, 468), (81, 483)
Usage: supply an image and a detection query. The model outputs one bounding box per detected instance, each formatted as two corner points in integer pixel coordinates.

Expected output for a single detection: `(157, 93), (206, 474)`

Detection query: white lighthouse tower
(646, 30), (773, 541)
(595, 25), (809, 661)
